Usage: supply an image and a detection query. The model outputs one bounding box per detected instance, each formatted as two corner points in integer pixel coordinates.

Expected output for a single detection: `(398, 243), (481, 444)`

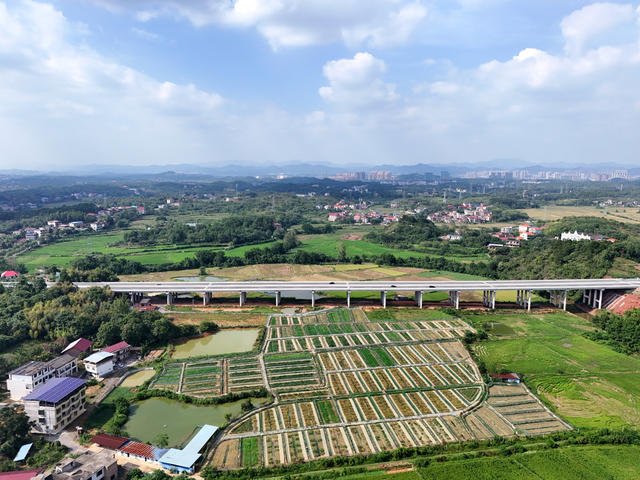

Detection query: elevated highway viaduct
(67, 278), (640, 311)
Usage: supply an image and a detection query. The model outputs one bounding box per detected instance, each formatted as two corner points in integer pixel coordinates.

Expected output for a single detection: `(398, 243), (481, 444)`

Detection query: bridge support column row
(516, 289), (532, 311)
(202, 292), (211, 306)
(482, 290), (496, 309)
(583, 289), (604, 309)
(129, 292), (143, 304)
(449, 290), (460, 309)
(415, 290), (423, 309)
(550, 290), (568, 311)
(380, 290), (387, 308)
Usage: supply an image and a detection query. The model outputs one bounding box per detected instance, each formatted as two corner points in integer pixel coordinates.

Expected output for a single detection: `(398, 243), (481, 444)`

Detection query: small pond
(120, 370), (156, 388)
(172, 328), (260, 359)
(173, 276), (228, 282)
(124, 397), (267, 446)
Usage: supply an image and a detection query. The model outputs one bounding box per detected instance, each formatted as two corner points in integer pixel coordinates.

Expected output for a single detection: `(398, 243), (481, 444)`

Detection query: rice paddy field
(468, 311), (640, 429)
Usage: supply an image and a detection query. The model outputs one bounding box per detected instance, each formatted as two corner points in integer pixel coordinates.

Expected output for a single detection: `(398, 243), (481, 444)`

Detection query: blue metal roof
(183, 425), (217, 453)
(13, 443), (33, 462)
(23, 377), (86, 403)
(159, 449), (201, 469)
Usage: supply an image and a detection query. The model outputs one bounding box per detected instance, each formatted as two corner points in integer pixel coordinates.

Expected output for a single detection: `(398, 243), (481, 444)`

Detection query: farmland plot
(209, 308), (567, 469)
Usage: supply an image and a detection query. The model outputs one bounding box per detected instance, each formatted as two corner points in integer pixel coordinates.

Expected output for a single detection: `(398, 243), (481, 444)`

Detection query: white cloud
(561, 2), (636, 55)
(319, 52), (397, 108)
(0, 0), (225, 167)
(131, 26), (160, 41)
(90, 0), (427, 49)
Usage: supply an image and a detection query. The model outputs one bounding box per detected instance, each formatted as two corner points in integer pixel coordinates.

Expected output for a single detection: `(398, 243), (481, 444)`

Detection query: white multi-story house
(6, 354), (78, 401)
(83, 352), (115, 378)
(23, 377), (86, 434)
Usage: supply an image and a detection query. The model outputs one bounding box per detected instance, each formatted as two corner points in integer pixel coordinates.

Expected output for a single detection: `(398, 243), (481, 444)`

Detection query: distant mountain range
(1, 161), (639, 178)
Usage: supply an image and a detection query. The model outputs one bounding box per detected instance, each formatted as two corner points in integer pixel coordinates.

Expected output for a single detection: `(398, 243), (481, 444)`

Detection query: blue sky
(1, 0), (639, 169)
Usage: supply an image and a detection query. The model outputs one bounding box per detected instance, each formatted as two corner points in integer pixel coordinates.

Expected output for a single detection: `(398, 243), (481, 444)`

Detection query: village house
(23, 377), (86, 434)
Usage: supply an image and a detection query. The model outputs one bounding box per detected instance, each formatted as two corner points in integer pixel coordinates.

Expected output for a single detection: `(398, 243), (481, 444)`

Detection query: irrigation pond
(123, 397), (268, 446)
(120, 370), (156, 388)
(172, 328), (261, 359)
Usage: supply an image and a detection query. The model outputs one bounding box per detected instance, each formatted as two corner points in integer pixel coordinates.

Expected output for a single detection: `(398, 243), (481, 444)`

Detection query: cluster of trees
(493, 237), (616, 279)
(591, 309), (640, 354)
(123, 214), (302, 247)
(364, 216), (443, 247)
(0, 279), (201, 378)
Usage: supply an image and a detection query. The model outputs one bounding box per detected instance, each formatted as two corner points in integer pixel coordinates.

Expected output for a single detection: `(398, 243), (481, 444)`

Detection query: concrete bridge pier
(203, 292), (211, 305)
(166, 292), (174, 305)
(516, 289), (531, 311)
(381, 290), (387, 308)
(448, 290), (460, 309)
(415, 290), (423, 309)
(311, 291), (316, 308)
(347, 291), (351, 308)
(482, 290), (496, 309)
(275, 291), (281, 306)
(592, 288), (604, 309)
(239, 291), (247, 307)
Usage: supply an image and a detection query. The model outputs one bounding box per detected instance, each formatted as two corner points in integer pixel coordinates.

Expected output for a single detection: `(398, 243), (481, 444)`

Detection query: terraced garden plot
(241, 437), (260, 467)
(287, 431), (306, 463)
(328, 309), (353, 323)
(327, 427), (352, 456)
(316, 399), (340, 424)
(209, 308), (566, 469)
(306, 429), (327, 458)
(212, 439), (241, 469)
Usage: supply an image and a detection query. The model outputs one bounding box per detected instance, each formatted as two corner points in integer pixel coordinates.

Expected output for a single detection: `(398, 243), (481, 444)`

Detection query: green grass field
(84, 387), (135, 430)
(416, 445), (640, 480)
(242, 437), (260, 467)
(316, 400), (340, 423)
(469, 311), (640, 429)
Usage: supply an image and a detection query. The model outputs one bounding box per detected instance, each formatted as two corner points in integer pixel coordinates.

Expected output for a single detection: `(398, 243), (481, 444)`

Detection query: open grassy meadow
(469, 311), (640, 429)
(415, 445), (640, 480)
(522, 205), (640, 224)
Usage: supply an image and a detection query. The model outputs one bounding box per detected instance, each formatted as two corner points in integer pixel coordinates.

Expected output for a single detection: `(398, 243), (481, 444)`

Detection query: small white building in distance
(561, 231), (592, 241)
(83, 352), (115, 378)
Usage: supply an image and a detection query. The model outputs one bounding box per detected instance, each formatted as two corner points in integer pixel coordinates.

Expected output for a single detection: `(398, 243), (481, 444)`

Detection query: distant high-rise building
(440, 170), (450, 180)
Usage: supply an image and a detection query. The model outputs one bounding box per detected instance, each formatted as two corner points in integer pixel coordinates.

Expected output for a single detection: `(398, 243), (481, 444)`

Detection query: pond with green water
(124, 397), (267, 446)
(172, 328), (260, 359)
(120, 370), (156, 388)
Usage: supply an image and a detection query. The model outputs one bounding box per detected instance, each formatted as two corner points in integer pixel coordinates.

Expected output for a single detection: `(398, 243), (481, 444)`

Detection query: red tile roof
(1, 270), (20, 278)
(91, 433), (130, 450)
(62, 338), (92, 354)
(0, 470), (41, 480)
(103, 341), (130, 353)
(118, 441), (164, 460)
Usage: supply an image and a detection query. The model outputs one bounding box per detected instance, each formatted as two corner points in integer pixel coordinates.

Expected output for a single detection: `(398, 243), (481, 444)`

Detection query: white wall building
(561, 231), (592, 241)
(6, 355), (77, 401)
(83, 352), (115, 378)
